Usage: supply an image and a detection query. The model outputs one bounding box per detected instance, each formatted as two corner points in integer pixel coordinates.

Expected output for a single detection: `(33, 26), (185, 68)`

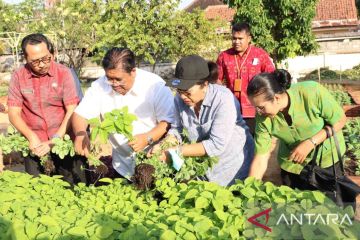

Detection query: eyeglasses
(176, 89), (191, 97)
(28, 55), (52, 67)
(106, 78), (126, 87)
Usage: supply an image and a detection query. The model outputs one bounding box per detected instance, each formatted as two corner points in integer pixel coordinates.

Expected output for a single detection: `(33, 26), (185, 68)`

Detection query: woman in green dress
(246, 69), (347, 189)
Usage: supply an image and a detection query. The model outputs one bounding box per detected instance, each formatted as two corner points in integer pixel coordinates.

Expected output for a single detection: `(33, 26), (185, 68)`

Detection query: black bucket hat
(166, 55), (209, 90)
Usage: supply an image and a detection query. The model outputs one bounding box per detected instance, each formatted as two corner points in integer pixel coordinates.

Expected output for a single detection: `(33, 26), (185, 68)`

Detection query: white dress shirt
(75, 68), (174, 177)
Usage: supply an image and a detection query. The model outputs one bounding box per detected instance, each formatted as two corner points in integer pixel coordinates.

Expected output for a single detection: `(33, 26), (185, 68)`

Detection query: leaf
(195, 196), (209, 209)
(312, 191), (326, 203)
(194, 219), (213, 233)
(184, 189), (198, 199)
(95, 226), (113, 239)
(159, 230), (176, 240)
(38, 215), (58, 226)
(67, 226), (88, 237)
(240, 187), (256, 198)
(98, 178), (113, 184)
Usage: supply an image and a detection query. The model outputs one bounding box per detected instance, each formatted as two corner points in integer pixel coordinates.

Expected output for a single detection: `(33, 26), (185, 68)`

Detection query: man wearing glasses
(72, 47), (174, 179)
(7, 33), (87, 184)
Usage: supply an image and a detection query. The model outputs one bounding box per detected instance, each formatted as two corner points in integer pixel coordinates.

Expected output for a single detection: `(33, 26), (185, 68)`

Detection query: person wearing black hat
(160, 55), (254, 186)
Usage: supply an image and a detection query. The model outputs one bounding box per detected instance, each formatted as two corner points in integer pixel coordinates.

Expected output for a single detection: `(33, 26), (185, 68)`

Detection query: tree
(41, 0), (101, 75)
(94, 0), (224, 69)
(225, 0), (319, 65)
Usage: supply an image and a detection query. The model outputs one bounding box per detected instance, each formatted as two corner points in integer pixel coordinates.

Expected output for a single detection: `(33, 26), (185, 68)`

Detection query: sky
(4, 0), (194, 9)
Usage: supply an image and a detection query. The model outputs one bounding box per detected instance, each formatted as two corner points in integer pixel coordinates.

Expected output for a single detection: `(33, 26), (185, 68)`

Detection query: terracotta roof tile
(188, 0), (359, 28)
(204, 5), (235, 22)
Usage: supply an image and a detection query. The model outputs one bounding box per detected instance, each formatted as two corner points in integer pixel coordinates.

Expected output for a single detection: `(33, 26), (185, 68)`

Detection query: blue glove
(168, 149), (184, 171)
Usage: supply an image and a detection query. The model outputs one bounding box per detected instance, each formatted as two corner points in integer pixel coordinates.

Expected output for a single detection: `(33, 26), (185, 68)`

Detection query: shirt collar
(286, 86), (294, 116)
(25, 60), (55, 78)
(202, 84), (213, 107)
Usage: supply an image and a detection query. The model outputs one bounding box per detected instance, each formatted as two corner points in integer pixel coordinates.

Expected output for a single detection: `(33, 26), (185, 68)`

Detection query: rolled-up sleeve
(7, 72), (23, 107)
(202, 93), (237, 157)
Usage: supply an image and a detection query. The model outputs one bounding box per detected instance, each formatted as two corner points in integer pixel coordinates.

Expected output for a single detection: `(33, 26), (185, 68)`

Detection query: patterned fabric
(169, 84), (254, 186)
(217, 45), (275, 118)
(7, 61), (79, 141)
(254, 81), (346, 174)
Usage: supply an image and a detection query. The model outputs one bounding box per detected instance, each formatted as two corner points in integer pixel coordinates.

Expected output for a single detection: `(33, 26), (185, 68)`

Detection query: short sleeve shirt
(217, 46), (275, 118)
(7, 61), (79, 141)
(75, 68), (175, 177)
(255, 81), (346, 174)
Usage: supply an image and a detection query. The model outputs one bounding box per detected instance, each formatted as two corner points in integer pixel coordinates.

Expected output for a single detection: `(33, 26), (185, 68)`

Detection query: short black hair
(102, 47), (136, 73)
(21, 33), (52, 57)
(232, 22), (251, 35)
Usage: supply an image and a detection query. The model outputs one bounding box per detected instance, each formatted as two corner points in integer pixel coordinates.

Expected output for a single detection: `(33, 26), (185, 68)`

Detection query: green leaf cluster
(322, 84), (354, 106)
(343, 118), (360, 175)
(51, 135), (76, 159)
(0, 172), (358, 239)
(89, 106), (137, 143)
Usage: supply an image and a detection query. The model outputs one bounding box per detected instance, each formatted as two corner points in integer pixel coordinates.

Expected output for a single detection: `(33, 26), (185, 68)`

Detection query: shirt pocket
(21, 88), (36, 105)
(47, 82), (64, 107)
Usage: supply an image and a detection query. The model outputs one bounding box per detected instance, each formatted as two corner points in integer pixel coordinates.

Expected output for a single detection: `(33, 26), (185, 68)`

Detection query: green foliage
(135, 150), (219, 182)
(51, 135), (75, 159)
(225, 0), (318, 64)
(300, 65), (360, 81)
(0, 126), (29, 157)
(0, 171), (357, 239)
(0, 126), (75, 166)
(93, 0), (222, 67)
(321, 84), (354, 106)
(343, 119), (360, 175)
(89, 106), (137, 143)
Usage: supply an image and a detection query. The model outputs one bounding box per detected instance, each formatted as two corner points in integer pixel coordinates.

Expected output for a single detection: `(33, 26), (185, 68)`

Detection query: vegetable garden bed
(0, 171), (359, 240)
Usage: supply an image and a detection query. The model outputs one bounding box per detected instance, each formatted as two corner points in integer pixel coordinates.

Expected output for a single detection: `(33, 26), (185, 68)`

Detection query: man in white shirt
(72, 48), (174, 178)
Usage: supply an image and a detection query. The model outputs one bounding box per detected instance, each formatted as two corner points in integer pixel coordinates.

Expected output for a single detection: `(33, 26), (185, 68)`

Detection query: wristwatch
(51, 134), (61, 139)
(147, 135), (154, 145)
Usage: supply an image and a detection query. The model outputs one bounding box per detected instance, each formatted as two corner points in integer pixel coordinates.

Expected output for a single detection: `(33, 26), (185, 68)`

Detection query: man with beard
(217, 22), (275, 134)
(7, 33), (87, 184)
(72, 47), (174, 179)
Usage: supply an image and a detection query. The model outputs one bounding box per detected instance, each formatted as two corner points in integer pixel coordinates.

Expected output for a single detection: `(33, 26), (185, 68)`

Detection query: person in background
(217, 22), (275, 135)
(7, 33), (88, 184)
(247, 69), (347, 190)
(158, 55), (254, 186)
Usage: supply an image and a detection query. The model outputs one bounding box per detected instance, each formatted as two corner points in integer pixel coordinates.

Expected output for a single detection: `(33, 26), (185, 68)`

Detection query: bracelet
(308, 137), (317, 147)
(75, 131), (87, 137)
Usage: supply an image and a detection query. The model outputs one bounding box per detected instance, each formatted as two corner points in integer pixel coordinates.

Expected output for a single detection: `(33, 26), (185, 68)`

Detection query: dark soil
(131, 163), (155, 191)
(43, 159), (55, 175)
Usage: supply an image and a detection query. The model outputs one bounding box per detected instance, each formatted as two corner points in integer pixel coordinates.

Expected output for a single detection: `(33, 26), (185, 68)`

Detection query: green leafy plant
(0, 126), (76, 175)
(87, 106), (137, 167)
(343, 119), (360, 175)
(322, 84), (354, 106)
(0, 171), (357, 239)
